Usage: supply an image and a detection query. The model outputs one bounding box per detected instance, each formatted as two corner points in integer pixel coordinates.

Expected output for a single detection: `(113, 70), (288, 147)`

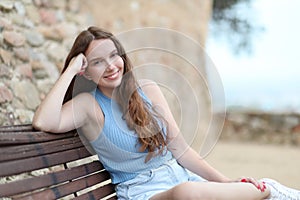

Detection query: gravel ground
(205, 141), (300, 189)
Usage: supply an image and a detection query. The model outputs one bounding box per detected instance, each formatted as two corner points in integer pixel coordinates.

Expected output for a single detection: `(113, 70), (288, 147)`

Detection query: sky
(206, 0), (300, 113)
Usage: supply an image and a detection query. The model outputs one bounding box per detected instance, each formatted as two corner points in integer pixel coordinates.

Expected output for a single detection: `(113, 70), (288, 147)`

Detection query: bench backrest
(0, 124), (116, 200)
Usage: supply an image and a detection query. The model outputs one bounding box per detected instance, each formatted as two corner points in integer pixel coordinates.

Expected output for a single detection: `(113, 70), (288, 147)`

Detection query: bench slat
(0, 131), (77, 145)
(0, 124), (33, 132)
(73, 184), (117, 200)
(0, 136), (83, 162)
(0, 125), (115, 199)
(0, 161), (104, 197)
(0, 147), (91, 177)
(15, 171), (112, 200)
(107, 195), (118, 200)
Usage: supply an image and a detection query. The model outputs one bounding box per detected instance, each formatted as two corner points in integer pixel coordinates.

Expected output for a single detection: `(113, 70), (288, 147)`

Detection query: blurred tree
(211, 0), (264, 54)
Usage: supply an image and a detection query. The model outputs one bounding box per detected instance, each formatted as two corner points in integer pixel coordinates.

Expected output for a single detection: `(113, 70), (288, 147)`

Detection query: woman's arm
(141, 80), (230, 183)
(168, 134), (231, 182)
(33, 53), (88, 133)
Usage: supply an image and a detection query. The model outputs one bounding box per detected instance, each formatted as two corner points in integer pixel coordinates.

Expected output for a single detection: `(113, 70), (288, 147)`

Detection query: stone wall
(0, 0), (95, 125)
(0, 0), (213, 137)
(222, 111), (300, 146)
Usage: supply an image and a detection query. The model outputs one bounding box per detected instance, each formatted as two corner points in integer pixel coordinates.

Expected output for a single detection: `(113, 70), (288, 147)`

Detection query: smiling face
(85, 39), (124, 97)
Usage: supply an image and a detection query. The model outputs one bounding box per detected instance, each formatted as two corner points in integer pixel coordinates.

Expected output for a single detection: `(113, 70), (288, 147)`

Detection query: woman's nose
(105, 56), (119, 69)
(105, 59), (115, 70)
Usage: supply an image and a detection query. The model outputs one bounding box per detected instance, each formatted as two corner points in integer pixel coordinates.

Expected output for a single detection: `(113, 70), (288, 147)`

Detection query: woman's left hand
(237, 177), (266, 192)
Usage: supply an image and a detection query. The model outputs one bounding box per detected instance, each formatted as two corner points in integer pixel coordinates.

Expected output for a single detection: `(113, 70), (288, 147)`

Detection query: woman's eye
(91, 60), (104, 66)
(111, 52), (118, 58)
(92, 61), (98, 65)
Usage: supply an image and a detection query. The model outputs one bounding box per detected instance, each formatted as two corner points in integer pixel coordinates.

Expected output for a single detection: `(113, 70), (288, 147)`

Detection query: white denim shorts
(115, 159), (206, 200)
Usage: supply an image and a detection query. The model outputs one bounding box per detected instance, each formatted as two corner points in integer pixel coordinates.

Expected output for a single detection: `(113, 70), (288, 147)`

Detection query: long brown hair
(62, 26), (167, 162)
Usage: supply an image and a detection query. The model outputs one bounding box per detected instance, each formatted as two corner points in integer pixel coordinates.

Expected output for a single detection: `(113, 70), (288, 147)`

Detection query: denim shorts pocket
(126, 171), (155, 199)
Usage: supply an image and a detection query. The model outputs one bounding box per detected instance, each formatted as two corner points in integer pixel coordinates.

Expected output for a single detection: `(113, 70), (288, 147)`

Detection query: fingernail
(241, 178), (247, 182)
(257, 185), (261, 189)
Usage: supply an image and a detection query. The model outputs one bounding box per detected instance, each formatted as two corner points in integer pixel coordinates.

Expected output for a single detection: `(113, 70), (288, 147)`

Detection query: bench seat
(0, 124), (116, 200)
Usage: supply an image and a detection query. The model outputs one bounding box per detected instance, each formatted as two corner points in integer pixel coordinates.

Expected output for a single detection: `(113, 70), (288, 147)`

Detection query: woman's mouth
(104, 70), (120, 80)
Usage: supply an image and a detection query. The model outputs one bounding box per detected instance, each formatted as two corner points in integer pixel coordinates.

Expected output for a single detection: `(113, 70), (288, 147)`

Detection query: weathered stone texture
(222, 111), (300, 146)
(0, 0), (93, 125)
(0, 84), (13, 103)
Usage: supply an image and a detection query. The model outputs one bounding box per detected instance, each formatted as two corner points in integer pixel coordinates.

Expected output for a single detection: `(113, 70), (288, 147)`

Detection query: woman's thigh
(150, 181), (270, 200)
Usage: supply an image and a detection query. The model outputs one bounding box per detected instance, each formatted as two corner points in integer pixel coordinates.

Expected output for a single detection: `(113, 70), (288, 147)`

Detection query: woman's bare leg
(150, 181), (270, 200)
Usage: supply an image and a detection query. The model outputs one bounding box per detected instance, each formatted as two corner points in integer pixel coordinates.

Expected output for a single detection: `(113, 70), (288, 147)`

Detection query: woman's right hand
(67, 53), (88, 76)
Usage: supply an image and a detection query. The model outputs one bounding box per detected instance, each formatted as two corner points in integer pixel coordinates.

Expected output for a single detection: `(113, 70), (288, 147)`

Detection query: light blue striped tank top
(90, 88), (173, 184)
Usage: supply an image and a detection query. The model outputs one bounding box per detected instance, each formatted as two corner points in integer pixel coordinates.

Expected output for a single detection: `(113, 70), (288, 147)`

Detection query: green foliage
(211, 0), (264, 54)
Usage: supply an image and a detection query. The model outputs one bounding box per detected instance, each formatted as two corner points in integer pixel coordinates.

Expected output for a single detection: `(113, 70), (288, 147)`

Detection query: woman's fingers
(240, 177), (266, 192)
(76, 54), (88, 76)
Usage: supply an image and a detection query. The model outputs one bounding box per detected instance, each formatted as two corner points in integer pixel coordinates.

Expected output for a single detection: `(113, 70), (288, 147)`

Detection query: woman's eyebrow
(88, 57), (104, 63)
(110, 49), (118, 54)
(88, 49), (118, 62)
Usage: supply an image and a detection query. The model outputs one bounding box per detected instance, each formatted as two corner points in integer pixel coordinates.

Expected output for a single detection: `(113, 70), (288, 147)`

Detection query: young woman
(33, 26), (300, 200)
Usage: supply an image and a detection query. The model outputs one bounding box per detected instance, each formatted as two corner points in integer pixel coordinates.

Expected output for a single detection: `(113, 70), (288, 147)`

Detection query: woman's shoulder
(73, 92), (101, 113)
(74, 92), (96, 102)
(74, 92), (104, 133)
(138, 79), (159, 93)
(138, 79), (164, 105)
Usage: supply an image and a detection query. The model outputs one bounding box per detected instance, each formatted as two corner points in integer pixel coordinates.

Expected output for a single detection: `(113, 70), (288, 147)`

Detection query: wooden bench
(0, 124), (116, 200)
